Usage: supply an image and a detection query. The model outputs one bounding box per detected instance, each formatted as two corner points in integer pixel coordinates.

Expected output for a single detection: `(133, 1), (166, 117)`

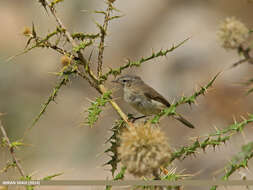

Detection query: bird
(112, 74), (195, 128)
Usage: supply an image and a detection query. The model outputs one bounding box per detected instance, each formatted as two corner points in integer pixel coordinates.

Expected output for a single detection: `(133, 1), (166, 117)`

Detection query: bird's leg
(127, 113), (147, 123)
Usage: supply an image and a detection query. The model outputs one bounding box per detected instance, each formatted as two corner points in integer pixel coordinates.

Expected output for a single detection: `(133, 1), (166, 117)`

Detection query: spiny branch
(99, 38), (190, 82)
(169, 114), (253, 163)
(105, 166), (126, 190)
(7, 27), (66, 62)
(210, 141), (253, 190)
(104, 119), (126, 175)
(0, 120), (26, 177)
(151, 72), (220, 123)
(30, 71), (71, 129)
(97, 2), (113, 77)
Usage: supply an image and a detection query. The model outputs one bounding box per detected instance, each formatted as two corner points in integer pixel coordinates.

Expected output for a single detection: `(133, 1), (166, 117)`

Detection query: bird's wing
(135, 82), (171, 107)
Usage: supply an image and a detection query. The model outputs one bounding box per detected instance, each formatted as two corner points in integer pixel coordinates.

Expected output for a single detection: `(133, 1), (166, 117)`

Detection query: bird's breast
(123, 87), (166, 115)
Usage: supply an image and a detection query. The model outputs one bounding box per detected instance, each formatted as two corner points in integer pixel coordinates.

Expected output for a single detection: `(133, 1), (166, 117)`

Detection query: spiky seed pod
(118, 123), (171, 177)
(217, 17), (249, 50)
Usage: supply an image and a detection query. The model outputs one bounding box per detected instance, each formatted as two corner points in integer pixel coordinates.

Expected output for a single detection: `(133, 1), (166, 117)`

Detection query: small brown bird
(113, 75), (195, 128)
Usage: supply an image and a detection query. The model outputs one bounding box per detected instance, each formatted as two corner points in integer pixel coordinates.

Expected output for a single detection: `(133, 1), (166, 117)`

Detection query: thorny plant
(1, 1), (253, 190)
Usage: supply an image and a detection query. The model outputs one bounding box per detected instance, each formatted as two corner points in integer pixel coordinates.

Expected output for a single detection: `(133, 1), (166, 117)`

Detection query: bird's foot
(127, 114), (147, 123)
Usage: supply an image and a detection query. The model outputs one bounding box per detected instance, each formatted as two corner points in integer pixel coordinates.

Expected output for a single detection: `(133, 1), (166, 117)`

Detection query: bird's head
(112, 75), (142, 87)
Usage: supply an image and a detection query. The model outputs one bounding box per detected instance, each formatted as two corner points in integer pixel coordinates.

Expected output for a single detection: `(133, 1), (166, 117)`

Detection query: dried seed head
(23, 27), (32, 37)
(217, 17), (249, 50)
(61, 55), (71, 66)
(118, 123), (171, 177)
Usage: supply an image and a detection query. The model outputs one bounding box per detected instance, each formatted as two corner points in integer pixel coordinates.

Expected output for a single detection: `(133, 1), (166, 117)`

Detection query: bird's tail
(173, 113), (195, 129)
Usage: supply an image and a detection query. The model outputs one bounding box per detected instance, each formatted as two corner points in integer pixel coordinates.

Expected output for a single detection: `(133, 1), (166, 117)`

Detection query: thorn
(232, 116), (237, 124)
(80, 9), (90, 13)
(86, 97), (94, 103)
(240, 115), (247, 121)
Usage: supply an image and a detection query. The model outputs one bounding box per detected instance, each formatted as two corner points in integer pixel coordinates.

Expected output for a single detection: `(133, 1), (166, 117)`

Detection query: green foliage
(25, 26), (62, 50)
(31, 72), (72, 129)
(151, 72), (219, 124)
(99, 38), (190, 82)
(104, 119), (126, 175)
(161, 168), (190, 190)
(20, 175), (34, 190)
(73, 40), (93, 52)
(17, 172), (63, 190)
(1, 137), (7, 147)
(223, 142), (253, 180)
(95, 22), (106, 36)
(246, 88), (253, 94)
(244, 77), (253, 94)
(108, 15), (124, 21)
(42, 172), (63, 180)
(7, 26), (66, 62)
(0, 160), (16, 173)
(86, 91), (112, 127)
(170, 114), (253, 163)
(18, 172), (63, 190)
(71, 32), (99, 41)
(114, 166), (126, 180)
(106, 166), (126, 190)
(210, 141), (253, 190)
(10, 141), (25, 149)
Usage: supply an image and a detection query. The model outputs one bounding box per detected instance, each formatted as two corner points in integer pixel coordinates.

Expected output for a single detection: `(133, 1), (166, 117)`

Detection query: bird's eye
(122, 79), (127, 82)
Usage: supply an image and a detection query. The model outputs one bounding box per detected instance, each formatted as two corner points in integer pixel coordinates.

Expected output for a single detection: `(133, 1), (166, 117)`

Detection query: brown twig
(76, 69), (99, 91)
(228, 47), (253, 69)
(229, 58), (249, 69)
(241, 48), (253, 64)
(0, 120), (26, 177)
(97, 2), (112, 77)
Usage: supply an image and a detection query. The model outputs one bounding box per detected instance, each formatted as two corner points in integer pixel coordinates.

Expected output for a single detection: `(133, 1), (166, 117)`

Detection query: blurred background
(0, 0), (253, 189)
